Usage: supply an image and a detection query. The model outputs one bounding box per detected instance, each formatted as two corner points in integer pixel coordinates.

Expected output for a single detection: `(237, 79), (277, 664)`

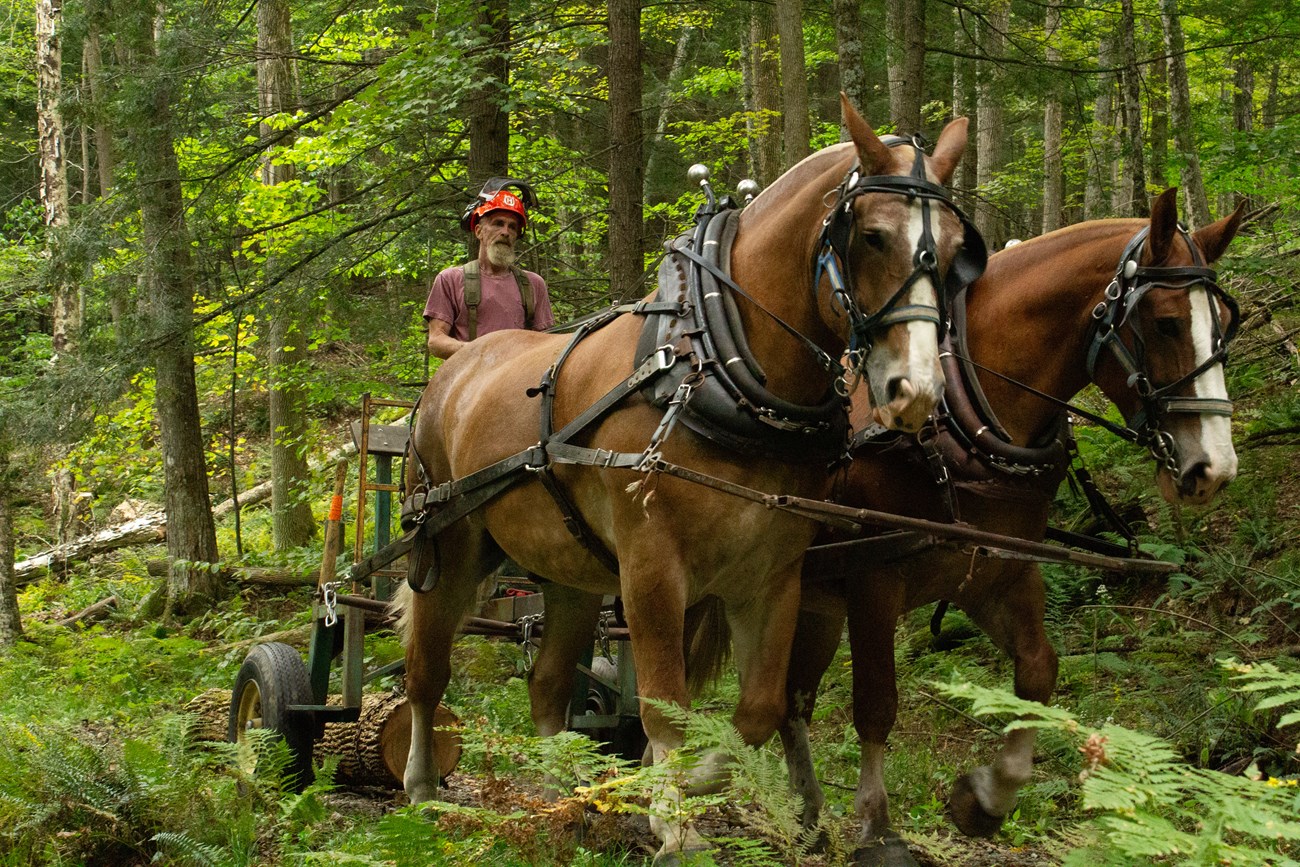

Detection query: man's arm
(427, 318), (465, 359)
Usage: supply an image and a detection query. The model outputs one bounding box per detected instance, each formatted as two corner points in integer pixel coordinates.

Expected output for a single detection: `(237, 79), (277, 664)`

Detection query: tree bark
(1148, 23), (1168, 190)
(1085, 35), (1116, 220)
(608, 0), (644, 303)
(832, 0), (868, 133)
(1118, 0), (1148, 217)
(749, 0), (782, 185)
(1041, 0), (1063, 234)
(0, 449), (21, 647)
(1160, 0), (1211, 227)
(114, 0), (221, 616)
(974, 2), (1008, 245)
(1231, 52), (1254, 213)
(644, 26), (693, 199)
(467, 0), (510, 197)
(775, 0), (810, 169)
(886, 0), (925, 134)
(37, 0), (78, 356)
(84, 24), (114, 197)
(952, 7), (975, 194)
(258, 0), (315, 551)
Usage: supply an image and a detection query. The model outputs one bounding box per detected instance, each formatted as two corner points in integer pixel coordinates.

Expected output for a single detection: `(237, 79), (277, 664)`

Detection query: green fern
(936, 678), (1300, 866)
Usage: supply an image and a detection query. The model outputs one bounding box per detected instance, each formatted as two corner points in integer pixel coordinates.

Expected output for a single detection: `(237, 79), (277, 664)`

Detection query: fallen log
(145, 560), (316, 587)
(15, 513), (167, 584)
(56, 595), (118, 628)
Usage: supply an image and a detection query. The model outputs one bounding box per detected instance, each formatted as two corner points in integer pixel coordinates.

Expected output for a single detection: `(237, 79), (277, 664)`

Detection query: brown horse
(780, 188), (1244, 866)
(393, 96), (978, 863)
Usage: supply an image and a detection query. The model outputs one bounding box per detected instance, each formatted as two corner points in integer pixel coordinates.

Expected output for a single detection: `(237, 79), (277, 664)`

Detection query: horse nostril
(887, 376), (914, 404)
(1178, 461), (1210, 495)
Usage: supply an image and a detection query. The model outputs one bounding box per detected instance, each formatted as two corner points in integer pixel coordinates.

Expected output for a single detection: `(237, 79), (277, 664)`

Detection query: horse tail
(391, 581), (415, 647)
(684, 596), (731, 697)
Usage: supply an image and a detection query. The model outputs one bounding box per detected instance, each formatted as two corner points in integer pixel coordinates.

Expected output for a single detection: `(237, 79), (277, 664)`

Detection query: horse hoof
(851, 834), (919, 867)
(948, 773), (1005, 838)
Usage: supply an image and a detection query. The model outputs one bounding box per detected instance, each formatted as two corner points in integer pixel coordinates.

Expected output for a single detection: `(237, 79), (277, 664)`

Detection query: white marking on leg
(970, 726), (1036, 818)
(783, 713), (825, 826)
(404, 701), (437, 803)
(855, 741), (891, 845)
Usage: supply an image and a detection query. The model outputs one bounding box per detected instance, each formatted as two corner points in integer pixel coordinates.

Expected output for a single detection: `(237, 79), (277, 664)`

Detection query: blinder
(1085, 225), (1239, 470)
(813, 134), (987, 356)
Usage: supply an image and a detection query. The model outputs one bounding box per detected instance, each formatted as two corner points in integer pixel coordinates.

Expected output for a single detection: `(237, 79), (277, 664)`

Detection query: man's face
(475, 211), (523, 267)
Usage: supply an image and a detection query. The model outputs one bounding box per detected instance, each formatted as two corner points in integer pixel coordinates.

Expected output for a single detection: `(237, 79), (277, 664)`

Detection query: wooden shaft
(318, 459), (349, 589)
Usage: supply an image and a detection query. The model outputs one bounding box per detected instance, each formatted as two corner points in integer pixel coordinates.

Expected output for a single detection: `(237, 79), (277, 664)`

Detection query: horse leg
(845, 583), (917, 867)
(948, 565), (1057, 837)
(779, 607), (845, 830)
(402, 522), (498, 804)
(528, 581), (605, 799)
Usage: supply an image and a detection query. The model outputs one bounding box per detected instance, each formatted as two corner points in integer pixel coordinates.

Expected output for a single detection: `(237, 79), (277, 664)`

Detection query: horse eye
(858, 229), (887, 251)
(1154, 318), (1181, 338)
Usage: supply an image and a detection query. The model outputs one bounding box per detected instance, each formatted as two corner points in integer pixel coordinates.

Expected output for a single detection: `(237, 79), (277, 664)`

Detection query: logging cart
(227, 394), (643, 789)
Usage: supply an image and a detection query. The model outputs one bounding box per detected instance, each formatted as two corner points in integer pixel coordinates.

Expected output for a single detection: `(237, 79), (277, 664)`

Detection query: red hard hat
(468, 190), (527, 232)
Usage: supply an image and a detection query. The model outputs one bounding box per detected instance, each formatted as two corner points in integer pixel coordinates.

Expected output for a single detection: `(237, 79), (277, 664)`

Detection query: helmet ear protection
(460, 178), (540, 232)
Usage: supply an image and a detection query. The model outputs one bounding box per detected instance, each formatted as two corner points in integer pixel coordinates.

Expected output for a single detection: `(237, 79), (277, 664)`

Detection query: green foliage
(938, 678), (1300, 866)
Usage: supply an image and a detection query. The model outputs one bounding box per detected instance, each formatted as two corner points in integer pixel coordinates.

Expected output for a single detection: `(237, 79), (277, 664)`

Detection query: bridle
(812, 135), (986, 371)
(1084, 225), (1240, 472)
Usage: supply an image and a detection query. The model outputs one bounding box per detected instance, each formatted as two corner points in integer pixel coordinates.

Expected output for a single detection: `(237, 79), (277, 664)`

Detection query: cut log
(15, 513), (166, 584)
(320, 692), (461, 787)
(56, 595), (118, 627)
(184, 686), (460, 787)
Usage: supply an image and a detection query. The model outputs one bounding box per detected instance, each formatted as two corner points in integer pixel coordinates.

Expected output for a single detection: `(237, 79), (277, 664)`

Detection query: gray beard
(486, 242), (517, 269)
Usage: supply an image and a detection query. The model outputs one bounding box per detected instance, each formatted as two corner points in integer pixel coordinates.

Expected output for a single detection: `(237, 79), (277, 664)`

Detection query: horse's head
(829, 96), (981, 432)
(1090, 188), (1245, 505)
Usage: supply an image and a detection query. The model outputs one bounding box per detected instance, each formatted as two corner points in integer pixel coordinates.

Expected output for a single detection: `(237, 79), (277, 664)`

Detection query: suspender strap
(463, 260), (535, 340)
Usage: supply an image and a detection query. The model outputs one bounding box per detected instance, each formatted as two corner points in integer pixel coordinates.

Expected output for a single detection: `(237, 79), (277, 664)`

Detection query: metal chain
(321, 581), (343, 628)
(517, 613), (543, 671)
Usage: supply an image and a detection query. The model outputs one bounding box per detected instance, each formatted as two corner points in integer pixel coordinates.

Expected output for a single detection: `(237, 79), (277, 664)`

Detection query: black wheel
(229, 642), (315, 789)
(583, 655), (647, 761)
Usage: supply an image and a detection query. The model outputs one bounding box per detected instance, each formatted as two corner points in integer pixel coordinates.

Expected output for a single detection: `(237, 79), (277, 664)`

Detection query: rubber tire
(229, 642), (315, 790)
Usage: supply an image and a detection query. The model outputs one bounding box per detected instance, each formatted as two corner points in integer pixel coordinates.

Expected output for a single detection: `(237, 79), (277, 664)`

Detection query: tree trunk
(1160, 0), (1211, 227)
(1041, 0), (1063, 234)
(952, 7), (975, 194)
(467, 0), (510, 201)
(1085, 35), (1116, 220)
(775, 0), (810, 169)
(832, 0), (868, 133)
(1148, 23), (1168, 191)
(1231, 52), (1254, 213)
(258, 0), (315, 551)
(608, 0), (644, 303)
(1118, 0), (1148, 217)
(974, 2), (1007, 246)
(37, 0), (78, 356)
(115, 0), (221, 616)
(644, 26), (693, 200)
(749, 1), (782, 185)
(886, 0), (925, 134)
(0, 448), (21, 648)
(84, 25), (114, 197)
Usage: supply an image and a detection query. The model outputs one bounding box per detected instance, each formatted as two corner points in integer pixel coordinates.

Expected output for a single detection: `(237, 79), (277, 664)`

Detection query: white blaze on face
(902, 192), (943, 396)
(1187, 286), (1238, 477)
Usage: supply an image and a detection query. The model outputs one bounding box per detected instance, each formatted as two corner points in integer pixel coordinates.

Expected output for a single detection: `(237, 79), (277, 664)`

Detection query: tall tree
(608, 0), (644, 302)
(113, 0), (220, 615)
(84, 23), (113, 198)
(1148, 24), (1169, 189)
(952, 7), (975, 194)
(1160, 0), (1211, 226)
(775, 0), (810, 169)
(37, 0), (77, 356)
(974, 2), (1008, 245)
(1118, 0), (1148, 217)
(1042, 0), (1064, 233)
(749, 0), (782, 184)
(886, 0), (925, 134)
(832, 0), (868, 129)
(1084, 35), (1117, 219)
(467, 0), (510, 216)
(258, 0), (315, 550)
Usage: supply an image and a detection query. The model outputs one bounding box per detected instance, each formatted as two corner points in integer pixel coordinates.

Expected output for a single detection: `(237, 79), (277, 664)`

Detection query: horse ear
(1193, 199), (1247, 264)
(928, 117), (968, 185)
(841, 92), (892, 174)
(1147, 187), (1180, 264)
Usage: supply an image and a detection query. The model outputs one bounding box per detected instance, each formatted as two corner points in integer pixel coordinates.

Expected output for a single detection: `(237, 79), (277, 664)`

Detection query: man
(423, 188), (555, 360)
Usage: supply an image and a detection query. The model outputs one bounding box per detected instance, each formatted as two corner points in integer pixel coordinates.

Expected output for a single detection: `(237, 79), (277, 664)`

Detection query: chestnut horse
(394, 98), (980, 863)
(780, 188), (1244, 866)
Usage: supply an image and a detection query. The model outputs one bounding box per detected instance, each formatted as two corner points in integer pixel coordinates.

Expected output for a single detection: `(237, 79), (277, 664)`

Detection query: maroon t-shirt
(423, 265), (554, 340)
